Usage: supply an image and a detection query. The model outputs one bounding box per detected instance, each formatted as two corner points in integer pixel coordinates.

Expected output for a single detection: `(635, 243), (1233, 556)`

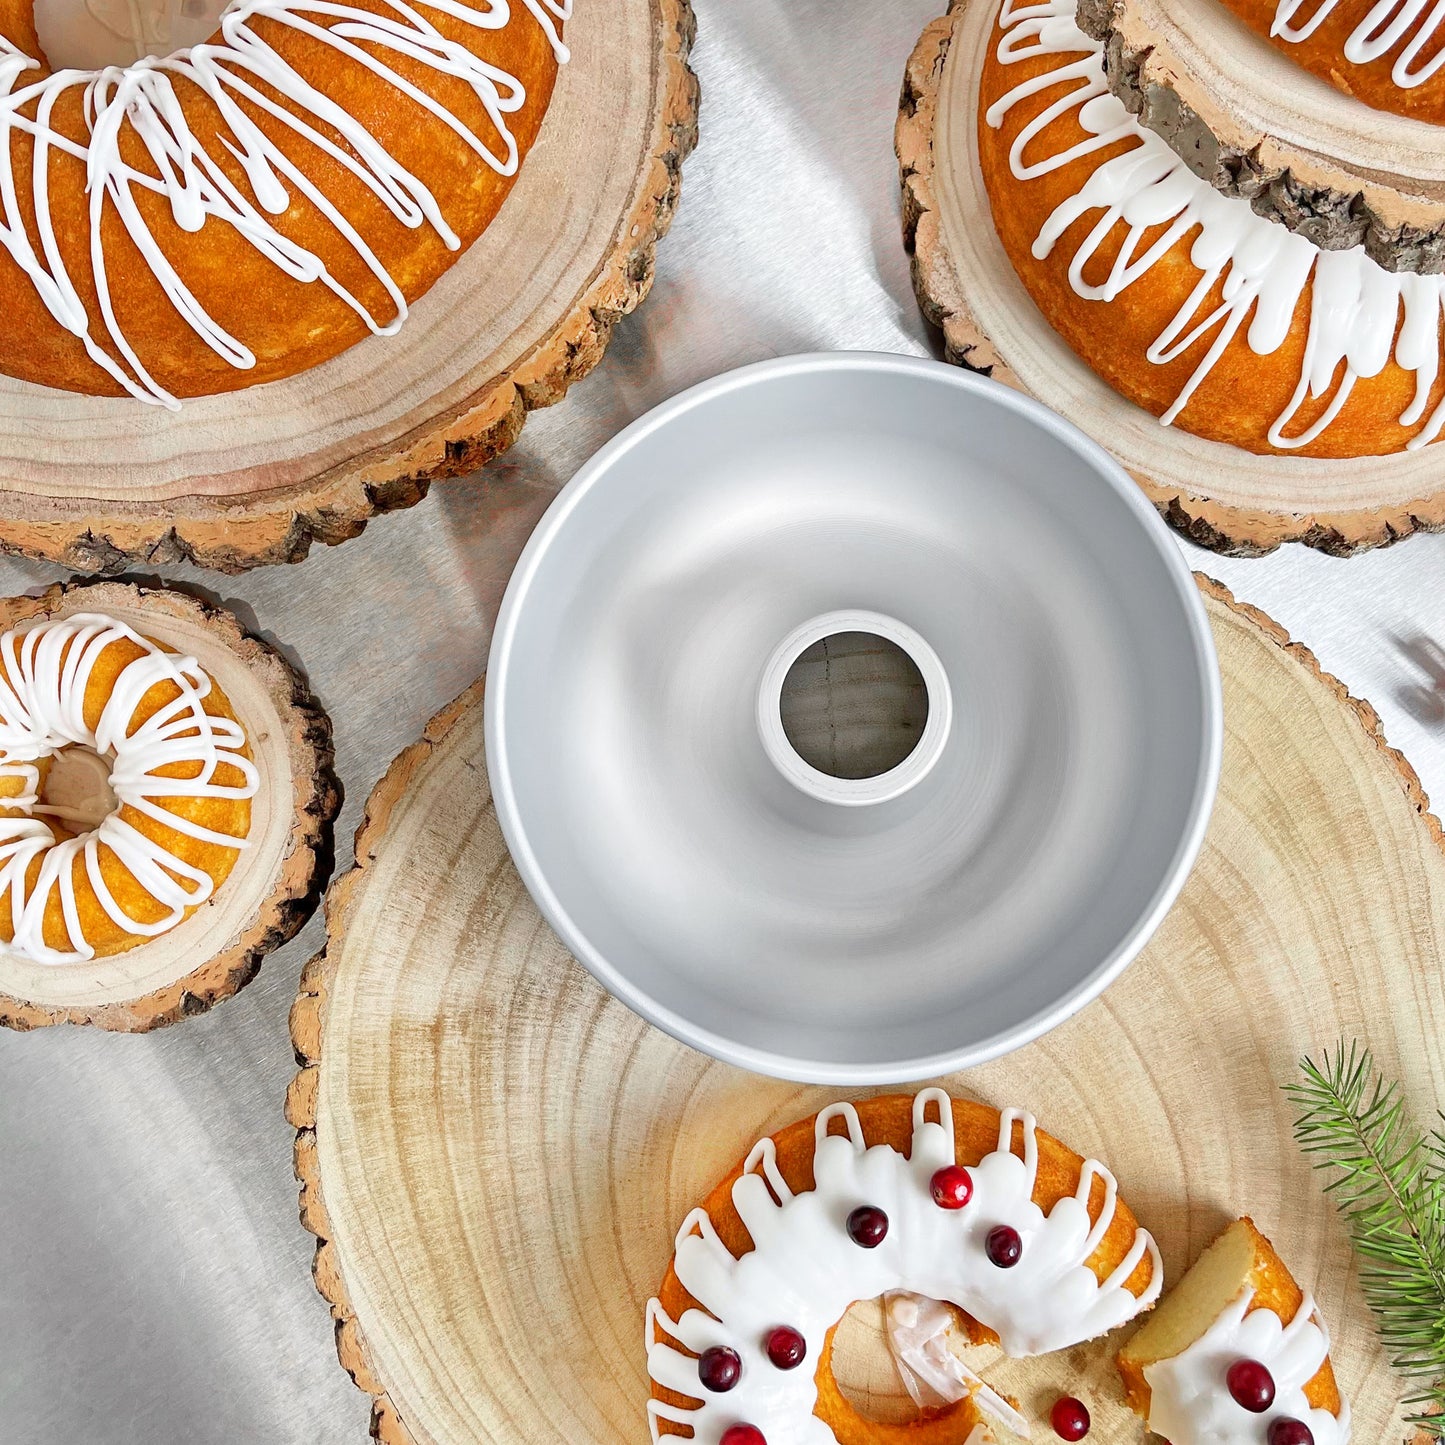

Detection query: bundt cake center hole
(829, 1297), (931, 1428)
(779, 631), (929, 781)
(41, 745), (119, 832)
(35, 0), (229, 70)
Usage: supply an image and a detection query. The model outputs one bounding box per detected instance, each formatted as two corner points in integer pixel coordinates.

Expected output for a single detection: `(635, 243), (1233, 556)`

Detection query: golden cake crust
(0, 0), (559, 398)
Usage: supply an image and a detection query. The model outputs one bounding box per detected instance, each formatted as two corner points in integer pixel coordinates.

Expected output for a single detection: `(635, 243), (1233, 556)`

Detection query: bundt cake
(646, 1090), (1161, 1444)
(1214, 0), (1445, 121)
(0, 612), (257, 964)
(977, 0), (1445, 458)
(0, 0), (569, 406)
(1118, 1217), (1350, 1445)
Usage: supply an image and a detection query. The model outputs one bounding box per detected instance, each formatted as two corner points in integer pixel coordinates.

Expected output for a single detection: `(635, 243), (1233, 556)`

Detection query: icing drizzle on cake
(1143, 1289), (1352, 1445)
(0, 614), (259, 965)
(985, 0), (1445, 451)
(1271, 0), (1445, 90)
(0, 0), (572, 408)
(645, 1090), (1161, 1445)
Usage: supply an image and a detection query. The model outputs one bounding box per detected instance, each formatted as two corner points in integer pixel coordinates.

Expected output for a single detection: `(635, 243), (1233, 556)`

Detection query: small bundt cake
(646, 1090), (1161, 1445)
(0, 613), (257, 963)
(1118, 1217), (1350, 1445)
(0, 0), (569, 405)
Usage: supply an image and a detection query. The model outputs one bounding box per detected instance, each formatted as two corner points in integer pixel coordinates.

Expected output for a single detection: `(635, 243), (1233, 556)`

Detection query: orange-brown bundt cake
(0, 612), (256, 962)
(0, 0), (568, 404)
(976, 0), (1445, 458)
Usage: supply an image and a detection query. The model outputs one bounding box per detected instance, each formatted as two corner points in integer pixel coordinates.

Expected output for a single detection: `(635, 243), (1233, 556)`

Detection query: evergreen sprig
(1286, 1040), (1445, 1432)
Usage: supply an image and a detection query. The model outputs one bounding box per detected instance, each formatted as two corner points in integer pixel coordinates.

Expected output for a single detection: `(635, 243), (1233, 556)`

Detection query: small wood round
(0, 2), (698, 576)
(1077, 0), (1445, 272)
(0, 580), (338, 1031)
(290, 578), (1437, 1445)
(896, 0), (1445, 556)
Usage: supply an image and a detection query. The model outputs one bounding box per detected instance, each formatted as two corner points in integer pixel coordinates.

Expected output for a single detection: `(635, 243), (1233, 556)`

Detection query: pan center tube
(758, 609), (953, 806)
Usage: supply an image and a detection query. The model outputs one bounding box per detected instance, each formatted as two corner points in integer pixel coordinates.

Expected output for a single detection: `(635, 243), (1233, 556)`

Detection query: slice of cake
(1118, 1218), (1350, 1445)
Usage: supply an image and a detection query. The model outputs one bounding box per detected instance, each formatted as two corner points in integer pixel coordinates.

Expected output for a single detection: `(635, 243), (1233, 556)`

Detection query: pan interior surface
(490, 357), (1217, 1078)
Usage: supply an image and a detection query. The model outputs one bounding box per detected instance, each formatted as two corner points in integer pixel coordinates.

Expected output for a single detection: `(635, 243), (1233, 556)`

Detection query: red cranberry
(930, 1164), (974, 1209)
(985, 1224), (1023, 1267)
(720, 1427), (766, 1445)
(846, 1205), (889, 1247)
(697, 1346), (740, 1392)
(1268, 1421), (1314, 1445)
(1226, 1359), (1276, 1413)
(1051, 1396), (1091, 1440)
(765, 1325), (807, 1369)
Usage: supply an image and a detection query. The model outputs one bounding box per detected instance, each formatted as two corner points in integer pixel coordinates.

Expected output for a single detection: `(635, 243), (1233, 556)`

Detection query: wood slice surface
(1076, 0), (1445, 271)
(896, 0), (1445, 556)
(0, 580), (338, 1031)
(0, 1), (698, 576)
(289, 578), (1440, 1445)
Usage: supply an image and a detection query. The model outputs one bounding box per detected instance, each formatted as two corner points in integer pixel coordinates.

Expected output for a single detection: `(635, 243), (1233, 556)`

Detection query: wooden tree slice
(290, 578), (1441, 1445)
(1078, 0), (1445, 271)
(0, 580), (338, 1031)
(896, 1), (1445, 556)
(0, 2), (698, 576)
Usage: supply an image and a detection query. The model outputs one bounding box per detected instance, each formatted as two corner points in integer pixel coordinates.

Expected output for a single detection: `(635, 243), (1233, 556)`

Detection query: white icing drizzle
(645, 1090), (1161, 1445)
(986, 0), (1445, 451)
(1144, 1288), (1352, 1445)
(1271, 0), (1445, 90)
(0, 613), (259, 965)
(885, 1291), (1032, 1437)
(0, 0), (572, 408)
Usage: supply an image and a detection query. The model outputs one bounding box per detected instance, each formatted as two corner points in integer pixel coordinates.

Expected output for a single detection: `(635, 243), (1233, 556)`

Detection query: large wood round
(0, 2), (698, 575)
(289, 578), (1438, 1445)
(895, 0), (1445, 556)
(0, 580), (338, 1031)
(1077, 0), (1445, 272)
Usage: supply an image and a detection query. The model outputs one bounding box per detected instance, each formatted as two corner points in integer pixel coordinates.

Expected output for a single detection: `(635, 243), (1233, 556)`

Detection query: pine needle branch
(1286, 1040), (1445, 1433)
